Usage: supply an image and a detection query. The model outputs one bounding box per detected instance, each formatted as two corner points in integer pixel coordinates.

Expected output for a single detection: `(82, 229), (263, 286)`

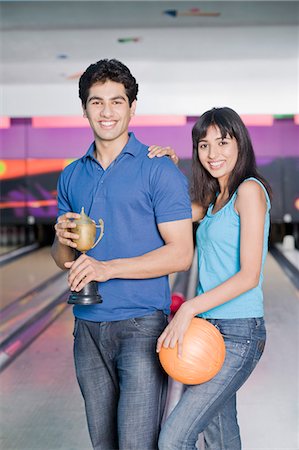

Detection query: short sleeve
(57, 170), (72, 218)
(149, 157), (192, 224)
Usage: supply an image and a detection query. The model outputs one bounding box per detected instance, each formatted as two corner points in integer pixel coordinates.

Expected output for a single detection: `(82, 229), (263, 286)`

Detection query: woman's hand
(65, 254), (111, 291)
(156, 300), (195, 358)
(54, 212), (81, 248)
(148, 145), (179, 165)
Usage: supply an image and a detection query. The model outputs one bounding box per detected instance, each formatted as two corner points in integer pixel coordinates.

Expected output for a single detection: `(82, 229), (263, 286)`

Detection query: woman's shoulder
(238, 178), (264, 194)
(238, 178), (269, 201)
(236, 178), (270, 211)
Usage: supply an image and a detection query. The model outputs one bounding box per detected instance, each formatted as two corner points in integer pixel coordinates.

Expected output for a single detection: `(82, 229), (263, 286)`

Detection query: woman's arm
(157, 180), (268, 357)
(192, 202), (205, 222)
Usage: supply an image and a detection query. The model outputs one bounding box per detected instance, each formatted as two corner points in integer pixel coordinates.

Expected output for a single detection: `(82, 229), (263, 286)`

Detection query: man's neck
(94, 134), (130, 169)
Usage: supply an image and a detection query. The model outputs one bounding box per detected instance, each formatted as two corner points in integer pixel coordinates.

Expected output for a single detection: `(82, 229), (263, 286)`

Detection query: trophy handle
(92, 219), (104, 248)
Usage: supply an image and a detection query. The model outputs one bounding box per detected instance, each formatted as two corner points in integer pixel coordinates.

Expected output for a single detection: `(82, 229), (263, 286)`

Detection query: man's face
(83, 80), (136, 144)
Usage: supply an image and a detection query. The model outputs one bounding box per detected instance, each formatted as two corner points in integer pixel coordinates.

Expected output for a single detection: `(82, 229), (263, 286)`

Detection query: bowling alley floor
(0, 252), (298, 450)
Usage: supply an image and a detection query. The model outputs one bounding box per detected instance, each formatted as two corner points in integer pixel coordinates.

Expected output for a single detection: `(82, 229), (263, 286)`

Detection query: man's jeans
(158, 318), (266, 450)
(73, 311), (168, 450)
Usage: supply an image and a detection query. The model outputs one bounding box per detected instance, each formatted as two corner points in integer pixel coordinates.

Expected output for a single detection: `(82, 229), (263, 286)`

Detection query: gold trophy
(68, 207), (104, 305)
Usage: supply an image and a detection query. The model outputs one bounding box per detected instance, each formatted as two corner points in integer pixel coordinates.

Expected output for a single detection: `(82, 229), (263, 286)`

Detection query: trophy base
(68, 281), (103, 305)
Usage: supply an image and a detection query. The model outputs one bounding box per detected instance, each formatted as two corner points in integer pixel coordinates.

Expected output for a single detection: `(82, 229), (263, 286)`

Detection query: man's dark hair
(79, 59), (139, 107)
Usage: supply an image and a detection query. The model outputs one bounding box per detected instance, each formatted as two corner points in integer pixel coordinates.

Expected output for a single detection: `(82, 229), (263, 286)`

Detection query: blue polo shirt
(57, 132), (192, 322)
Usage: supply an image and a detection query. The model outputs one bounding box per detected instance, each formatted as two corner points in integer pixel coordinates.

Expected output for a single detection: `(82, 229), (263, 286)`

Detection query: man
(51, 59), (193, 450)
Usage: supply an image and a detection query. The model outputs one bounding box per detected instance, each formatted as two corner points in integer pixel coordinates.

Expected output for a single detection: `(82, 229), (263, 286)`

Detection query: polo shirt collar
(83, 132), (140, 161)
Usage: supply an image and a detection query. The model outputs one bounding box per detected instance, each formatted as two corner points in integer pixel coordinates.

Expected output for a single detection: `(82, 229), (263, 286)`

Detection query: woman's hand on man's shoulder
(147, 145), (179, 165)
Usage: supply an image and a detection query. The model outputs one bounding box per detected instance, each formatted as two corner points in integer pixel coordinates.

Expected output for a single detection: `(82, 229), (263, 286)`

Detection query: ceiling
(1, 1), (298, 116)
(2, 0), (298, 31)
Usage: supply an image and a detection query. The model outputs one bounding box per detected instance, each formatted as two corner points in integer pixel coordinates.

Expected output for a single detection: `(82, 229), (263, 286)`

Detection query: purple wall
(0, 117), (298, 224)
(1, 118), (298, 160)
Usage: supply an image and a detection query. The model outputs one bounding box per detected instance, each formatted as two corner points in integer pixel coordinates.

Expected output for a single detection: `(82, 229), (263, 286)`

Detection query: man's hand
(55, 212), (81, 248)
(65, 254), (112, 291)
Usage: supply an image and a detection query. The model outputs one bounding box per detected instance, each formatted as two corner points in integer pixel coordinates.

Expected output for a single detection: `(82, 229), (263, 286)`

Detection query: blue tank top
(196, 177), (271, 319)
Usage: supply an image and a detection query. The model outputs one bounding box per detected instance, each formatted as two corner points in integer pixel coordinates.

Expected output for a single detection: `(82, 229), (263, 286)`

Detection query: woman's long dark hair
(191, 107), (272, 209)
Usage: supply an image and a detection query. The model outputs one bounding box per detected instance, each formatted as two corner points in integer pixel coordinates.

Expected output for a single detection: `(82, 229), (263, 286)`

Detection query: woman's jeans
(73, 311), (168, 450)
(158, 318), (266, 450)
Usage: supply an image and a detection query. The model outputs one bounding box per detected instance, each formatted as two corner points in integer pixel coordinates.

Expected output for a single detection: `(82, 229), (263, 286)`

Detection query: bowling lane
(0, 246), (62, 309)
(238, 253), (299, 450)
(0, 254), (298, 450)
(0, 245), (20, 256)
(0, 305), (91, 450)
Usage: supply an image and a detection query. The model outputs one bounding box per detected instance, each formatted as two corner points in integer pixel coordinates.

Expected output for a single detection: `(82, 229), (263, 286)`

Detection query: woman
(148, 107), (271, 450)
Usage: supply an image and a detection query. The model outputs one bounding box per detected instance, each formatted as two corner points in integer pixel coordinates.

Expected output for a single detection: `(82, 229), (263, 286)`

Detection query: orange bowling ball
(159, 318), (226, 385)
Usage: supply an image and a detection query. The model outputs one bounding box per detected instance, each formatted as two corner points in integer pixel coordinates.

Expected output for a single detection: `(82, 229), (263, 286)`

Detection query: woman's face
(197, 125), (239, 185)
